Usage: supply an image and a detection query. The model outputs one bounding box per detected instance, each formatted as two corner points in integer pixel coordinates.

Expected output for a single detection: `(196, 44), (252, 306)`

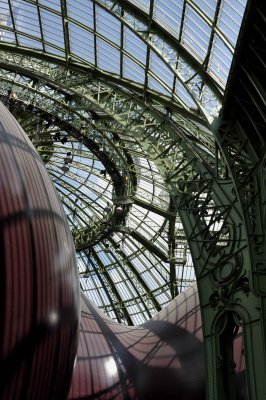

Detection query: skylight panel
(108, 268), (125, 284)
(190, 0), (217, 19)
(71, 166), (88, 179)
(138, 178), (154, 194)
(181, 5), (212, 62)
(217, 0), (246, 46)
(83, 282), (99, 299)
(16, 16), (41, 39)
(138, 252), (153, 269)
(124, 27), (147, 65)
(208, 35), (233, 87)
(147, 159), (160, 174)
(153, 0), (183, 38)
(0, 2), (15, 41)
(96, 6), (121, 46)
(221, 0), (246, 27)
(85, 288), (103, 306)
(127, 0), (150, 13)
(180, 264), (195, 280)
(123, 56), (145, 84)
(156, 291), (171, 305)
(138, 223), (157, 240)
(97, 286), (110, 305)
(97, 38), (120, 74)
(13, 1), (41, 38)
(0, 29), (16, 43)
(67, 0), (94, 29)
(59, 174), (81, 189)
(141, 271), (162, 290)
(145, 210), (164, 227)
(217, 16), (238, 46)
(39, 0), (61, 12)
(148, 76), (172, 96)
(0, 0), (22, 35)
(153, 235), (169, 252)
(0, 2), (10, 22)
(69, 22), (94, 63)
(17, 35), (42, 49)
(130, 257), (147, 274)
(131, 311), (149, 325)
(175, 81), (198, 109)
(150, 268), (166, 286)
(116, 282), (137, 301)
(123, 236), (139, 254)
(98, 250), (111, 266)
(149, 50), (175, 90)
(138, 157), (150, 169)
(40, 8), (64, 48)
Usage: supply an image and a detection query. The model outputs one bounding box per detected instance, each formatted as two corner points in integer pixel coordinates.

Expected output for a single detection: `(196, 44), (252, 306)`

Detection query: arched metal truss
(0, 53), (250, 330)
(0, 0), (250, 326)
(0, 0), (248, 120)
(2, 1), (266, 399)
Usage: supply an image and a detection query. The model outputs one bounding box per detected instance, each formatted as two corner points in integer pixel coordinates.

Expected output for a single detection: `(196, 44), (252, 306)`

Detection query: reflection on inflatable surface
(69, 286), (246, 400)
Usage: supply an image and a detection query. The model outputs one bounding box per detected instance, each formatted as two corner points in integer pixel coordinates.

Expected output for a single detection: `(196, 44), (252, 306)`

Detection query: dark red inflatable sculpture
(0, 102), (80, 399)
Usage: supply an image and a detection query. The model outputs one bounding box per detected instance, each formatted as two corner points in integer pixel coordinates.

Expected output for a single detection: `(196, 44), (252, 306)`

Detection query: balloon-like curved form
(0, 102), (80, 400)
(69, 286), (246, 400)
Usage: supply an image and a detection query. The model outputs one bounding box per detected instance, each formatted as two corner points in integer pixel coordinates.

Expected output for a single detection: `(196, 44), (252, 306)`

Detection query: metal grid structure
(0, 0), (247, 325)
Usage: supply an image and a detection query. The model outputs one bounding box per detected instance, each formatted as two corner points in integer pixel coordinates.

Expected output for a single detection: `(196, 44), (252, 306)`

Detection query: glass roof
(0, 0), (248, 325)
(0, 0), (247, 119)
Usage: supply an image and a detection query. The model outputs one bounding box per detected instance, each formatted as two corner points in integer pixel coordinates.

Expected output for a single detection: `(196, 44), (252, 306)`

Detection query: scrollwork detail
(209, 254), (250, 310)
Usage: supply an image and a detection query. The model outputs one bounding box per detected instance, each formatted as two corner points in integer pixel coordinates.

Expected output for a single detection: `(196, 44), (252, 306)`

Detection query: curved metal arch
(0, 56), (247, 271)
(0, 0), (223, 122)
(0, 54), (218, 206)
(0, 67), (182, 296)
(4, 52), (216, 150)
(0, 90), (135, 249)
(61, 0), (221, 118)
(1, 57), (248, 273)
(0, 53), (252, 333)
(0, 73), (174, 228)
(0, 42), (205, 116)
(18, 0), (227, 96)
(0, 0), (246, 120)
(0, 62), (206, 324)
(0, 69), (131, 173)
(75, 199), (173, 322)
(1, 2), (265, 399)
(0, 49), (213, 126)
(92, 0), (223, 116)
(50, 67), (249, 294)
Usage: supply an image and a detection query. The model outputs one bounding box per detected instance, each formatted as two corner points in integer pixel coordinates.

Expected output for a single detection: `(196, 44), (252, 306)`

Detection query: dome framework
(1, 0), (266, 399)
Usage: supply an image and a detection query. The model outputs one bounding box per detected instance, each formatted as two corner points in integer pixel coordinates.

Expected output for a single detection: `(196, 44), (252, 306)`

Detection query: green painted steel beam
(133, 197), (175, 219)
(130, 230), (168, 263)
(60, 0), (71, 65)
(0, 50), (211, 125)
